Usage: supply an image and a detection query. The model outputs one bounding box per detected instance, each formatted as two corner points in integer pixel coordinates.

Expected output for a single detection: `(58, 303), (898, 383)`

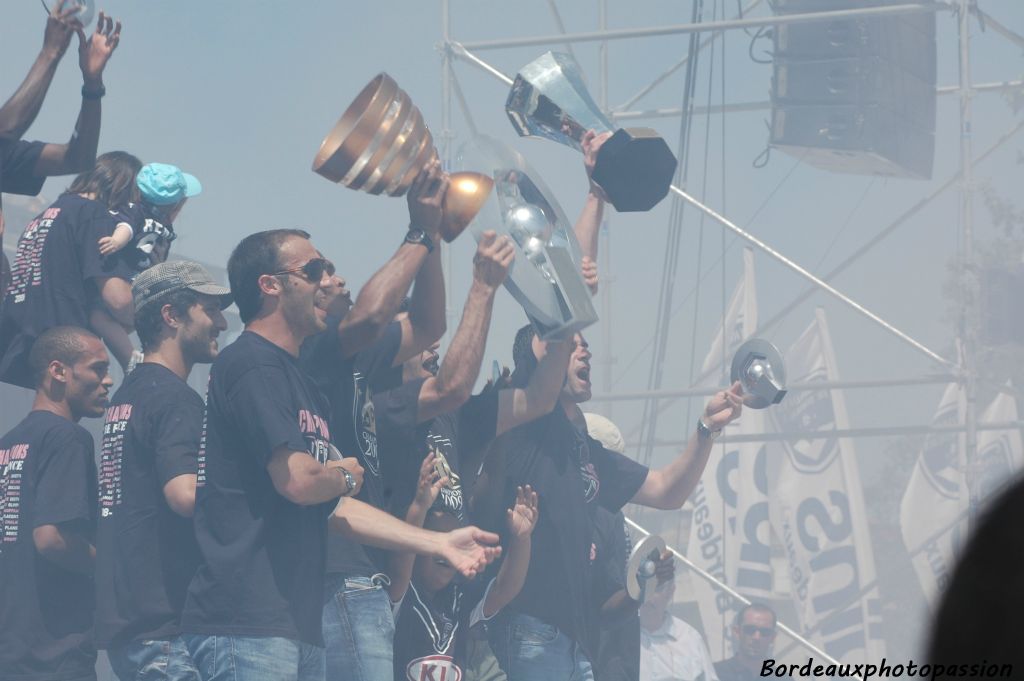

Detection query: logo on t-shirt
(406, 655), (462, 681)
(426, 433), (463, 520)
(98, 403), (133, 517)
(299, 408), (332, 464)
(352, 371), (380, 476)
(572, 429), (600, 503)
(6, 207), (60, 301)
(0, 443), (29, 547)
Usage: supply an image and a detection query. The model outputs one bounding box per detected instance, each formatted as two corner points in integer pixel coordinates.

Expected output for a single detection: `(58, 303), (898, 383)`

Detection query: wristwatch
(404, 227), (435, 254)
(697, 417), (721, 441)
(338, 466), (356, 496)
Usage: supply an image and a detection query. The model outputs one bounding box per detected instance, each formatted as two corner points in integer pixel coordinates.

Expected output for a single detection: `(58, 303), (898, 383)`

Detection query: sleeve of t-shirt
(455, 392), (499, 475)
(152, 388), (205, 485)
(0, 140), (45, 197)
(466, 577), (498, 628)
(590, 440), (649, 512)
(33, 426), (96, 528)
(355, 320), (403, 385)
(376, 377), (426, 431)
(226, 363), (309, 465)
(80, 204), (135, 281)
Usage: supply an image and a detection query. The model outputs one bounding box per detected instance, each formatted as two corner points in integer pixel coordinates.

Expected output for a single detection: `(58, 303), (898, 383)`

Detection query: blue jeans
(107, 637), (199, 681)
(322, 573), (395, 681)
(487, 613), (594, 681)
(182, 635), (324, 681)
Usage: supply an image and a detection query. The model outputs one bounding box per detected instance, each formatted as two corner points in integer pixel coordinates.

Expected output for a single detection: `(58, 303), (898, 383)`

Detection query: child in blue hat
(90, 163), (202, 369)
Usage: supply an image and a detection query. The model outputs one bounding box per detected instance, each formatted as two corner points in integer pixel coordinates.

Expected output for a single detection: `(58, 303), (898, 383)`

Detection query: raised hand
(506, 485), (539, 538)
(473, 230), (515, 290)
(407, 159), (449, 240)
(439, 526), (502, 579)
(582, 129), (612, 201)
(411, 453), (446, 514)
(43, 0), (82, 58)
(78, 11), (122, 87)
(703, 380), (743, 432)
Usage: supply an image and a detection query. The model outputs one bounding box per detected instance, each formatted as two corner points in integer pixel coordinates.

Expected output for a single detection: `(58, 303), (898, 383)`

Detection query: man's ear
(257, 273), (284, 298)
(160, 302), (184, 329)
(48, 360), (68, 385)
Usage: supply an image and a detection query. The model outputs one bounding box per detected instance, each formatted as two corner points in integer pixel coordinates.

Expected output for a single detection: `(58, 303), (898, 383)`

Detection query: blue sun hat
(136, 163), (202, 206)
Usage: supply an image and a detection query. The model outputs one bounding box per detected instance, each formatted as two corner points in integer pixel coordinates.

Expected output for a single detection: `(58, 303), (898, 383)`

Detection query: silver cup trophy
(456, 135), (597, 340)
(506, 52), (678, 213)
(731, 338), (788, 408)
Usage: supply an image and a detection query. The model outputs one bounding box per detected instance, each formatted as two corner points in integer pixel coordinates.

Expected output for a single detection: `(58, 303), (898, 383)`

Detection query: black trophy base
(592, 128), (678, 212)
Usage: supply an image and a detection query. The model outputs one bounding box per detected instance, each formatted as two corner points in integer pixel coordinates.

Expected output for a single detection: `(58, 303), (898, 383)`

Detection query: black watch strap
(404, 227), (435, 254)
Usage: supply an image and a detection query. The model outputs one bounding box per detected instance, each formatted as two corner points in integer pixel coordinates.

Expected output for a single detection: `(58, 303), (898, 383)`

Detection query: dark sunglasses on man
(741, 624), (776, 638)
(272, 257), (336, 282)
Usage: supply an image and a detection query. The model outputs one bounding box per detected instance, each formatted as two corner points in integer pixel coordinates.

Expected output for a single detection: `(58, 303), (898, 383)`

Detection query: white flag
(687, 248), (771, 659)
(768, 308), (886, 664)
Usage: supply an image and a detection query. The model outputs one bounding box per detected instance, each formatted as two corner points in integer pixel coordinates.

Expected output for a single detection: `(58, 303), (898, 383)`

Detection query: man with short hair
(94, 260), (232, 681)
(181, 228), (499, 681)
(639, 566), (718, 681)
(714, 604), (784, 681)
(0, 326), (113, 681)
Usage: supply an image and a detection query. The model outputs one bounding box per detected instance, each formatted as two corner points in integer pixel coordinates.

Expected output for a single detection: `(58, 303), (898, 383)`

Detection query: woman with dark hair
(0, 151), (141, 387)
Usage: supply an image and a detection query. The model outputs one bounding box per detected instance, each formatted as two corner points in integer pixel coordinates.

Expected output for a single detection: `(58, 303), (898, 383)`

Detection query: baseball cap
(136, 163), (202, 206)
(132, 260), (232, 313)
(584, 412), (626, 455)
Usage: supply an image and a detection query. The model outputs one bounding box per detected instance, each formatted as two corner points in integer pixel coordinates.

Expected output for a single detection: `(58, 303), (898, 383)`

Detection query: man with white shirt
(639, 574), (718, 681)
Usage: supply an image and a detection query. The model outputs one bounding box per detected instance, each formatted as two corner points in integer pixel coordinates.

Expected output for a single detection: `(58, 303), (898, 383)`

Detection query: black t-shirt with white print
(181, 331), (337, 647)
(494, 409), (648, 657)
(375, 379), (499, 520)
(94, 363), (204, 647)
(0, 193), (135, 388)
(393, 578), (491, 681)
(0, 139), (45, 295)
(0, 410), (98, 681)
(299, 319), (402, 575)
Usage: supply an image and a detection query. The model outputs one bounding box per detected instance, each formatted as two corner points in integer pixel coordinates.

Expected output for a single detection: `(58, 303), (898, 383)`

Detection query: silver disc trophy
(43, 0), (94, 25)
(731, 338), (788, 408)
(506, 52), (678, 213)
(626, 534), (667, 602)
(456, 135), (597, 340)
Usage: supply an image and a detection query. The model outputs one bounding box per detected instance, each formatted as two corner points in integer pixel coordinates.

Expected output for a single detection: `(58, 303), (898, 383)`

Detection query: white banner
(768, 308), (886, 664)
(687, 248), (772, 660)
(900, 382), (1023, 603)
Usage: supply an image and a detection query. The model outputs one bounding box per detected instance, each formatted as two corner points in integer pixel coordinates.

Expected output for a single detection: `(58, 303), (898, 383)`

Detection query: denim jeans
(182, 635), (325, 681)
(487, 613), (594, 681)
(107, 637), (199, 681)
(322, 573), (395, 681)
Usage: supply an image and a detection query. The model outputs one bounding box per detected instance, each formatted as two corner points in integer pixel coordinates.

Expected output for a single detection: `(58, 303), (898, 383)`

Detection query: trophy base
(592, 128), (678, 212)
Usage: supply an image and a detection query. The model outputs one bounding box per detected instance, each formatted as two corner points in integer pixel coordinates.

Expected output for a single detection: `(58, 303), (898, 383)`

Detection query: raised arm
(33, 13), (121, 177)
(495, 337), (573, 437)
(631, 382), (743, 509)
(572, 130), (611, 262)
(387, 453), (446, 603)
(482, 485), (538, 618)
(337, 161), (449, 357)
(415, 232), (513, 422)
(0, 2), (79, 140)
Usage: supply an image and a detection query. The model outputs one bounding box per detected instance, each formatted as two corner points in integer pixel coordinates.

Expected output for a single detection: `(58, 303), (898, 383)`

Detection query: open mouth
(577, 365), (591, 383)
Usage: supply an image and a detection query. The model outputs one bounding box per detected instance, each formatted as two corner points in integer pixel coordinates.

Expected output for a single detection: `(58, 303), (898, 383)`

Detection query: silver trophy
(731, 338), (788, 409)
(506, 52), (678, 213)
(456, 135), (597, 340)
(626, 534), (667, 602)
(43, 0), (94, 26)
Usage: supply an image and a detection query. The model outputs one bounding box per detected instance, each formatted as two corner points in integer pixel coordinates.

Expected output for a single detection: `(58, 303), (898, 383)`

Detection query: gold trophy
(313, 73), (493, 242)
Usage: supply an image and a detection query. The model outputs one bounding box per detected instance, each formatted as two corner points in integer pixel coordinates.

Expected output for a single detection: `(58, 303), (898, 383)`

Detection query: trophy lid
(730, 338), (788, 409)
(44, 0), (93, 26)
(626, 534), (667, 601)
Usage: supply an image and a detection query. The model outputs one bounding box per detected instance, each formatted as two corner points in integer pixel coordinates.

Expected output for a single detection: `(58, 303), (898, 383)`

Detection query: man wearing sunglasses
(180, 225), (499, 681)
(714, 604), (788, 681)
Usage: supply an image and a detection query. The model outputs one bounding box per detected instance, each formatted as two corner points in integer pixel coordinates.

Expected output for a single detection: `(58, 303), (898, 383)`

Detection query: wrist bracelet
(82, 84), (106, 100)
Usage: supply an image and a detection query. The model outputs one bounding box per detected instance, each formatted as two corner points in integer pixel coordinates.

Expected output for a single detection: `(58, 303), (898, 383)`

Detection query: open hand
(506, 485), (539, 538)
(473, 230), (515, 290)
(703, 381), (743, 432)
(412, 453), (446, 513)
(439, 526), (502, 579)
(78, 12), (121, 87)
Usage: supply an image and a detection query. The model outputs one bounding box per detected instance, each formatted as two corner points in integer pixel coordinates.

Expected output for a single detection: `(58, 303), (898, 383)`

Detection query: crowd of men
(0, 5), (793, 681)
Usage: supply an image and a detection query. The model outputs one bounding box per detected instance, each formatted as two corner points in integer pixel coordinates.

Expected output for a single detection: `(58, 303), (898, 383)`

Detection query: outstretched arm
(337, 161), (449, 357)
(33, 12), (122, 177)
(0, 2), (79, 140)
(632, 382), (743, 509)
(387, 453), (445, 603)
(495, 337), (573, 436)
(572, 130), (611, 262)
(416, 231), (514, 422)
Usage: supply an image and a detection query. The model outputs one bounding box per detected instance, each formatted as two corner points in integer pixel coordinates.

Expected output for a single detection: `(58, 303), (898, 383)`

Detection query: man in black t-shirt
(94, 261), (231, 681)
(0, 326), (113, 681)
(181, 229), (499, 681)
(1, 5), (123, 277)
(485, 326), (745, 681)
(714, 604), (787, 681)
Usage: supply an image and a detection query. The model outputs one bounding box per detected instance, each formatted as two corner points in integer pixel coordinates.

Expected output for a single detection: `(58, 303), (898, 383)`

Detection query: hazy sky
(3, 0), (1024, 451)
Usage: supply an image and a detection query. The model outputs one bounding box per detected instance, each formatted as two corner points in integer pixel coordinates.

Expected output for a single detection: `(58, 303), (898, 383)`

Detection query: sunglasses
(272, 257), (336, 282)
(741, 625), (776, 638)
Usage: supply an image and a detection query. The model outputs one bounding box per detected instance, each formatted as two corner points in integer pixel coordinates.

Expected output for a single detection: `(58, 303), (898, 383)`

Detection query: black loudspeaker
(768, 1), (937, 179)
